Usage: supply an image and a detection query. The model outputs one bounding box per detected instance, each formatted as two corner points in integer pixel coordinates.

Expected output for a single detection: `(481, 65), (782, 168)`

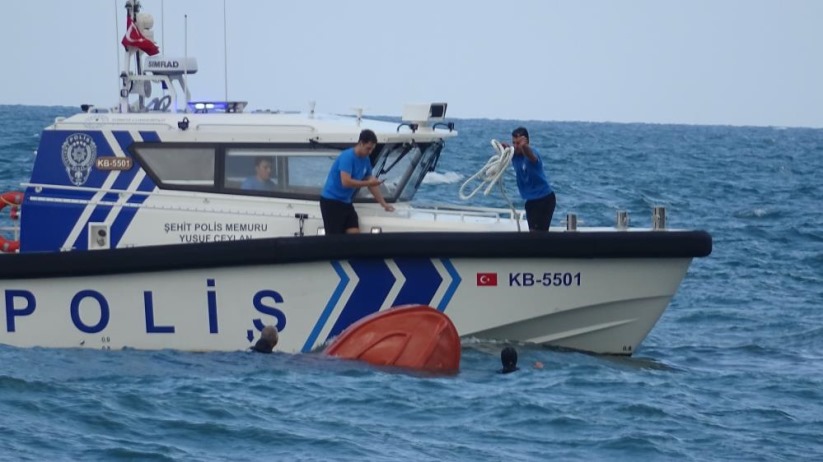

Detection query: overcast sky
(2, 0), (821, 127)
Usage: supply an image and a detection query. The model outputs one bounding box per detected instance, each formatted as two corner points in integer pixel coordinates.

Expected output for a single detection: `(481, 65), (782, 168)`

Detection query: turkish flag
(476, 272), (498, 286)
(122, 15), (160, 56)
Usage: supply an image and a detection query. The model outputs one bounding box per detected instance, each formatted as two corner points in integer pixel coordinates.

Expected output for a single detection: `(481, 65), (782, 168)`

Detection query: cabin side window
(224, 148), (338, 198)
(130, 141), (439, 201)
(133, 146), (215, 188)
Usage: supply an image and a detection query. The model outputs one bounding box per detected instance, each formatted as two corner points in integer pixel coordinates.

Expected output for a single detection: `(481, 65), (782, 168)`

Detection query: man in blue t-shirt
(320, 129), (394, 234)
(506, 127), (556, 231)
(241, 157), (276, 192)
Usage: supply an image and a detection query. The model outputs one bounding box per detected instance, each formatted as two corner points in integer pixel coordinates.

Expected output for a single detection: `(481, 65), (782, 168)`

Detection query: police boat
(0, 1), (711, 355)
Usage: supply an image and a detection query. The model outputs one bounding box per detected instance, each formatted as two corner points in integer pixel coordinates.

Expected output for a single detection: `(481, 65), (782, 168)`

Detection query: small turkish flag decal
(476, 272), (498, 286)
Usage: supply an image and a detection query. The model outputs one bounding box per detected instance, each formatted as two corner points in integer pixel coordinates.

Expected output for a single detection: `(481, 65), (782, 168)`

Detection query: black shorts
(320, 197), (359, 234)
(524, 192), (556, 231)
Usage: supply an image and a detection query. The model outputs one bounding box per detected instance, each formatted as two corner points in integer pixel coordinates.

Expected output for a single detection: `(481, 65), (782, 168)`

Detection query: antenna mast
(114, 0), (121, 97)
(131, 1), (143, 77)
(160, 0), (165, 51)
(119, 0), (137, 113)
(183, 14), (189, 111)
(133, 0), (145, 111)
(223, 0), (229, 102)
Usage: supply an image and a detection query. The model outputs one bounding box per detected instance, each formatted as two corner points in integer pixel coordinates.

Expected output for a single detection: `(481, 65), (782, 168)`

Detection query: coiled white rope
(459, 139), (514, 200)
(459, 139), (521, 231)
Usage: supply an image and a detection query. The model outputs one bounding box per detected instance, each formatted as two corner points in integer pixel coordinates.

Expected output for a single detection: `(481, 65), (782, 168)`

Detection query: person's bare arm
(340, 171), (381, 188)
(367, 183), (395, 212)
(514, 137), (539, 163)
(520, 144), (538, 163)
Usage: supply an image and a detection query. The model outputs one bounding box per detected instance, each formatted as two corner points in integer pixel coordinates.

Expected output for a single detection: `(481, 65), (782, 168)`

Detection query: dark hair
(501, 346), (518, 372)
(254, 156), (272, 167)
(511, 126), (529, 141)
(359, 129), (378, 144)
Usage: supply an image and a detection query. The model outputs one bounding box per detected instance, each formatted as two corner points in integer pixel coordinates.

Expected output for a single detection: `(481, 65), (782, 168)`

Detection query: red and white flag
(121, 15), (159, 56)
(476, 272), (498, 287)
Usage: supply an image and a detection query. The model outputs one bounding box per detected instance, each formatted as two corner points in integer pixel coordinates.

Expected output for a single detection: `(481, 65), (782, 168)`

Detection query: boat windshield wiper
(379, 142), (414, 176)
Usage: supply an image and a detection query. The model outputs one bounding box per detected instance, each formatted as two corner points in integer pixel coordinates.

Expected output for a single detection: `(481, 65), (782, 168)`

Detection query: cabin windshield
(358, 140), (443, 202)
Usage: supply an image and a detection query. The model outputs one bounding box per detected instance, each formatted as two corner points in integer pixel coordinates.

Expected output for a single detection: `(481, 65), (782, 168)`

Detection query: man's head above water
(500, 346), (519, 374)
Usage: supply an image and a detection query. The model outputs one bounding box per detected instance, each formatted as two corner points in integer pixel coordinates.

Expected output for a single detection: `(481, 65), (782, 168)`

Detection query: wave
(732, 208), (783, 219)
(421, 171), (463, 185)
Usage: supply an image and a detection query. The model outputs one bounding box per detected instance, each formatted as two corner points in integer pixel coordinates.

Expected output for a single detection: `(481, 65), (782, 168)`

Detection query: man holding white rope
(504, 127), (556, 231)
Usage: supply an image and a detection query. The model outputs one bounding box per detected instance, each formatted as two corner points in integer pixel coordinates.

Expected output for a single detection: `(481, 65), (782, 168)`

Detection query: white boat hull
(0, 249), (691, 355)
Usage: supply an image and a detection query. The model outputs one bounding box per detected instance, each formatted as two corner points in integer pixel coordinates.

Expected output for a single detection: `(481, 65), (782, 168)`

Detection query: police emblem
(61, 133), (98, 186)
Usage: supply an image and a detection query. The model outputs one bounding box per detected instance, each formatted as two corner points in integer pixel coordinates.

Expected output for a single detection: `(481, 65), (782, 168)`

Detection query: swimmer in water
(251, 325), (279, 353)
(499, 346), (520, 374)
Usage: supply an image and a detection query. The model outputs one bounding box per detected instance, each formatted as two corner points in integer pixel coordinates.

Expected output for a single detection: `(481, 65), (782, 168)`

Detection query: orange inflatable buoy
(324, 305), (461, 374)
(1, 191), (23, 253)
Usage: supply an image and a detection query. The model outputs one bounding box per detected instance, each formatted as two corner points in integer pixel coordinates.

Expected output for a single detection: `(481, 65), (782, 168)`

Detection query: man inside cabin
(319, 129), (395, 234)
(503, 127), (556, 231)
(241, 156), (277, 192)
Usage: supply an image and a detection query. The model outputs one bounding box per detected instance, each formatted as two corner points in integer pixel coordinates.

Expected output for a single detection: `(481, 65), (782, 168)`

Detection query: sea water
(1, 105), (822, 461)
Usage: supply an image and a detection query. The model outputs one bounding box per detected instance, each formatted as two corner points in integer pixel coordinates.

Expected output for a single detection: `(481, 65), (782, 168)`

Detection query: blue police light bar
(187, 101), (248, 113)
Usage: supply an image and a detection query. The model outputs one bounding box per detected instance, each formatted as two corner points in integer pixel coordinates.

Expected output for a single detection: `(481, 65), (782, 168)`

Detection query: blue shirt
(511, 147), (552, 200)
(321, 147), (373, 203)
(241, 177), (276, 192)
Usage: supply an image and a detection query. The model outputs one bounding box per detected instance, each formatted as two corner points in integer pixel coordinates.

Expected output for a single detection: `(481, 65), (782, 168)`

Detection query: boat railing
(52, 117), (178, 129)
(126, 74), (179, 113)
(23, 182), (523, 223)
(191, 123), (318, 134)
(23, 182), (318, 219)
(409, 204), (522, 223)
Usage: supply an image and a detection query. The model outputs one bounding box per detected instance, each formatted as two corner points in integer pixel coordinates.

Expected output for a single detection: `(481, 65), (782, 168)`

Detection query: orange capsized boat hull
(324, 305), (460, 374)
